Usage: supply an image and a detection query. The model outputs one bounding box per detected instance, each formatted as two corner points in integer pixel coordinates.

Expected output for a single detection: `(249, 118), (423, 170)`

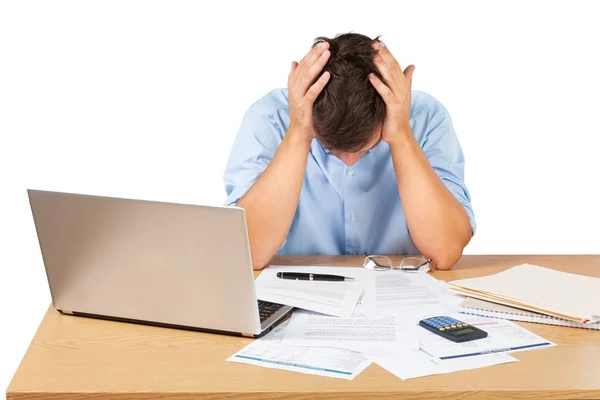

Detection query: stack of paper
(254, 266), (367, 317)
(281, 310), (420, 358)
(226, 265), (559, 380)
(448, 264), (600, 323)
(227, 320), (372, 380)
(228, 309), (523, 380)
(255, 265), (462, 318)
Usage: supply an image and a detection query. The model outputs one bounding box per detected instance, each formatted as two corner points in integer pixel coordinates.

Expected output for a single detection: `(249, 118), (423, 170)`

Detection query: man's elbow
(430, 244), (465, 271)
(251, 251), (271, 271)
(431, 252), (461, 271)
(250, 242), (283, 271)
(432, 221), (472, 270)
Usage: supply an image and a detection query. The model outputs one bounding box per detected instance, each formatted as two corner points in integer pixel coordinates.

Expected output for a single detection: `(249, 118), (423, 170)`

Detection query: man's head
(311, 33), (386, 153)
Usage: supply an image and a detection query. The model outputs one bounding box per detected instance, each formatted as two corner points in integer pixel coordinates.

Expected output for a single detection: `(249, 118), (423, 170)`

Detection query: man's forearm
(389, 131), (472, 269)
(237, 129), (312, 269)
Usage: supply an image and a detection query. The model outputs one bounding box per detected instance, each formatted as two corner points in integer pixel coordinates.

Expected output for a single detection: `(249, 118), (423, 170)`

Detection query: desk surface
(7, 255), (600, 400)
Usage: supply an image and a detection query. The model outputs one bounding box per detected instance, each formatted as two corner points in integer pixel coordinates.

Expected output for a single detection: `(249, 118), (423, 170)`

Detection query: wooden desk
(7, 255), (600, 399)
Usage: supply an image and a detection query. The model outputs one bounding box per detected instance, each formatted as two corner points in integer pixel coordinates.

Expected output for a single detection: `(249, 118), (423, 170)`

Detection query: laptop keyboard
(258, 300), (285, 323)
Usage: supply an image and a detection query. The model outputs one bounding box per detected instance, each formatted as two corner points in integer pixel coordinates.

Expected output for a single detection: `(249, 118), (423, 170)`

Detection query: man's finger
(373, 57), (403, 96)
(297, 49), (330, 94)
(298, 41), (330, 72)
(373, 40), (398, 69)
(369, 73), (394, 103)
(288, 61), (300, 96)
(403, 65), (416, 83)
(305, 71), (331, 103)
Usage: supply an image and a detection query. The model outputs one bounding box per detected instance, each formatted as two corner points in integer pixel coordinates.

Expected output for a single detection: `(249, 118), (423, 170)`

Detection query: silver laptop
(27, 189), (292, 338)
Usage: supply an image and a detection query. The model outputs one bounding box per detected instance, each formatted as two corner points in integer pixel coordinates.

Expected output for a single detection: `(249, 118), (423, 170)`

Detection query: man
(223, 33), (475, 270)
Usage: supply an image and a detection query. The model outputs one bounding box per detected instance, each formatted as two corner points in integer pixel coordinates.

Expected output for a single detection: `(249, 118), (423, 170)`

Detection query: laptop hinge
(59, 309), (73, 315)
(241, 332), (254, 338)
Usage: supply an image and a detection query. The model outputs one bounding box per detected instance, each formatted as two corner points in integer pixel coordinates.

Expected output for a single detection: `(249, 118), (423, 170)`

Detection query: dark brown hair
(312, 33), (386, 152)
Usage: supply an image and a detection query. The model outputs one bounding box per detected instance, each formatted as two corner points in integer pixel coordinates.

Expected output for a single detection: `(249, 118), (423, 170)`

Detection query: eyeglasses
(362, 253), (432, 272)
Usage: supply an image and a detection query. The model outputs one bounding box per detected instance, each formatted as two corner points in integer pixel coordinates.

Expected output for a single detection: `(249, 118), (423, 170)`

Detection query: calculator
(419, 316), (488, 343)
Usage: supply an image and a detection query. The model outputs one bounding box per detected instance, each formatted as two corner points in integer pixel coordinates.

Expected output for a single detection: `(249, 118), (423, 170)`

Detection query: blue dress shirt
(223, 89), (475, 256)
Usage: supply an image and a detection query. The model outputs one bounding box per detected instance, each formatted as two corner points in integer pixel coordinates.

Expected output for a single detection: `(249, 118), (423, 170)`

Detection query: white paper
(449, 264), (600, 322)
(281, 310), (419, 357)
(255, 266), (366, 317)
(357, 270), (459, 318)
(227, 320), (372, 380)
(375, 349), (518, 380)
(420, 314), (556, 360)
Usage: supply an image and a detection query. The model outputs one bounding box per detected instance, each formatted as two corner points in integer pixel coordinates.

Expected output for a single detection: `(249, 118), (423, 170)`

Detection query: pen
(276, 272), (355, 282)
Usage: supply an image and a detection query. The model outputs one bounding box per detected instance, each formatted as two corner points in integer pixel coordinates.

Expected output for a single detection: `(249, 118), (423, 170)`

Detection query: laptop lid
(28, 189), (263, 335)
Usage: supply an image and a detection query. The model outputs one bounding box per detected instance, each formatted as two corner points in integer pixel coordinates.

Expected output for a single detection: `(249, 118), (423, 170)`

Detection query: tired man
(223, 33), (475, 270)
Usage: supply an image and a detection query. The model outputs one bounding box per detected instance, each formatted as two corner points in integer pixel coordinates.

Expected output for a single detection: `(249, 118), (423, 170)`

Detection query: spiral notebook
(459, 297), (600, 330)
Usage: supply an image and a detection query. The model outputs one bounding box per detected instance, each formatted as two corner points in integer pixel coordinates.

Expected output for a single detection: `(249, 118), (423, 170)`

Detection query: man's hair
(312, 33), (386, 152)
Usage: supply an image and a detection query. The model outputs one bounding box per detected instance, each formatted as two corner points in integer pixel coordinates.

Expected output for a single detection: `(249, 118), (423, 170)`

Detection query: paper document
(449, 264), (600, 323)
(420, 314), (555, 360)
(357, 270), (458, 318)
(282, 310), (419, 357)
(375, 349), (517, 380)
(227, 320), (372, 380)
(255, 266), (366, 317)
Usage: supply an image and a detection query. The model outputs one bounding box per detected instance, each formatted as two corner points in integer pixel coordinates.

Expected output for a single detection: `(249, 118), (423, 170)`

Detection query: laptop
(27, 189), (292, 338)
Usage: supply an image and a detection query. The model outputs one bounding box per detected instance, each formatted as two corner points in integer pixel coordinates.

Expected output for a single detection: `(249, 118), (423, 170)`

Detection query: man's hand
(369, 41), (415, 145)
(288, 41), (331, 141)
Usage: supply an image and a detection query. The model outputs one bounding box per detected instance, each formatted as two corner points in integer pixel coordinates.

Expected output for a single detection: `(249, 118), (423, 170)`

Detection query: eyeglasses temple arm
(364, 252), (387, 268)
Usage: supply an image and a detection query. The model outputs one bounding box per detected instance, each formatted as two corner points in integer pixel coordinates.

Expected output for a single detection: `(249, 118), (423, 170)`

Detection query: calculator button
(450, 325), (457, 328)
(439, 327), (446, 331)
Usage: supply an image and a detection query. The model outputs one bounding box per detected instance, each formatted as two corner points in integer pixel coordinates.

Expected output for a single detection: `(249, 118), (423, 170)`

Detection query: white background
(1, 0), (599, 391)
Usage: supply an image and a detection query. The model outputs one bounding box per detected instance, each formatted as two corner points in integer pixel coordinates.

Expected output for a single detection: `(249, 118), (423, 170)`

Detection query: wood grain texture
(7, 255), (600, 400)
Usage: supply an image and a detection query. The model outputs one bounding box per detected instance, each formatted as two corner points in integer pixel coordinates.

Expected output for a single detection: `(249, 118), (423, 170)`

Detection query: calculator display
(452, 328), (475, 336)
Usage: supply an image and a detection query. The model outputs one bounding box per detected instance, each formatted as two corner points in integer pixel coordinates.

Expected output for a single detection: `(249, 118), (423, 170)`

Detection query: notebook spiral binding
(458, 298), (600, 331)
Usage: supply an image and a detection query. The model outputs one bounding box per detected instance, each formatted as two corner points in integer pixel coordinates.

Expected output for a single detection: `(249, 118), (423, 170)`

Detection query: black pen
(276, 272), (355, 282)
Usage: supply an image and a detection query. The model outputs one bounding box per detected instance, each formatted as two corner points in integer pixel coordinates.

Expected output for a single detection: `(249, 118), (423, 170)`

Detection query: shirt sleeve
(223, 108), (282, 207)
(420, 99), (477, 236)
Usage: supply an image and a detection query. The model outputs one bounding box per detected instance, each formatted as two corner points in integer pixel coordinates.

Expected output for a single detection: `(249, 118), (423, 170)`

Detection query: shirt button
(348, 168), (355, 177)
(349, 212), (355, 221)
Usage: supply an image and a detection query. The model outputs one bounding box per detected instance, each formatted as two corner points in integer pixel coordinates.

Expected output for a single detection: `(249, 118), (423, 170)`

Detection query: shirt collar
(316, 138), (331, 154)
